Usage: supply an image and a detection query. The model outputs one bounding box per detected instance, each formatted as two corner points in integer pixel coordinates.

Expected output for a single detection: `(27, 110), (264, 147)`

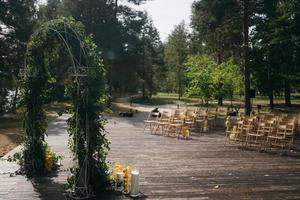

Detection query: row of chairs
(225, 113), (298, 152)
(143, 108), (212, 138)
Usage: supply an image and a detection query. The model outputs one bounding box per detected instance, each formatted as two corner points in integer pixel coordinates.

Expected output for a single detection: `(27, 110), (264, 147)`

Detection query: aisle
(0, 115), (70, 200)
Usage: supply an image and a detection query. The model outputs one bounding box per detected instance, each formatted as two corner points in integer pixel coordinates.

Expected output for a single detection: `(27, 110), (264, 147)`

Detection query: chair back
(159, 111), (171, 122)
(276, 125), (287, 138)
(286, 122), (295, 136)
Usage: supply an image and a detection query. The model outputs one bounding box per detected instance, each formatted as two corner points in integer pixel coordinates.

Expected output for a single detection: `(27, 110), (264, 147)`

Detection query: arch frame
(21, 17), (111, 196)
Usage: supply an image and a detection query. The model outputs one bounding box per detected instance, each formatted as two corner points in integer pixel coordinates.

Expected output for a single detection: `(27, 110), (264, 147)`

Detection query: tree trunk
(178, 77), (181, 100)
(267, 47), (274, 110)
(218, 96), (223, 106)
(268, 85), (274, 110)
(11, 86), (19, 113)
(284, 80), (291, 106)
(142, 83), (146, 98)
(217, 83), (223, 106)
(243, 0), (251, 115)
(149, 72), (153, 98)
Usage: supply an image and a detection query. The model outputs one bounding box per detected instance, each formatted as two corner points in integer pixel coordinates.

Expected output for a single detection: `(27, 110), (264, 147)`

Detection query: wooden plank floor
(106, 111), (300, 200)
(0, 112), (300, 200)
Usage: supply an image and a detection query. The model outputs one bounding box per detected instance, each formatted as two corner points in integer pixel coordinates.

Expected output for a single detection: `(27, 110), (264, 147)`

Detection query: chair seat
(185, 121), (194, 124)
(169, 123), (182, 127)
(267, 136), (285, 140)
(157, 122), (169, 125)
(248, 133), (264, 137)
(144, 120), (156, 123)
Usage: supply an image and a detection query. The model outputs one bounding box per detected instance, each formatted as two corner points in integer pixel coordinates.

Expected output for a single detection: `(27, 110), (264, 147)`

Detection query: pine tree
(164, 22), (189, 100)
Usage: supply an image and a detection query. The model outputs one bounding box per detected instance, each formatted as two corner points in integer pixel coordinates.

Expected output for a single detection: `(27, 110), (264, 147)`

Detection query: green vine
(21, 17), (111, 192)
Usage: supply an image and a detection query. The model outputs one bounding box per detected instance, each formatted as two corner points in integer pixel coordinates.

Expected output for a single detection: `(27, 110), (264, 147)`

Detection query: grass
(131, 93), (200, 106)
(155, 92), (300, 106)
(132, 96), (174, 105)
(125, 93), (300, 116)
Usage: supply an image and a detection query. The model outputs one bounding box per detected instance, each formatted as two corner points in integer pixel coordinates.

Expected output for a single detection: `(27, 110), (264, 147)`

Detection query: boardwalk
(0, 112), (300, 200)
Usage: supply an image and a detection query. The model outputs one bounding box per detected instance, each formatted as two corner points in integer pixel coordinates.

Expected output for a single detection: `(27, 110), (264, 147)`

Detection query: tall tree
(191, 0), (243, 63)
(0, 30), (9, 113)
(191, 0), (243, 105)
(250, 0), (300, 107)
(41, 0), (156, 95)
(164, 22), (189, 100)
(271, 0), (300, 106)
(0, 0), (37, 111)
(243, 0), (251, 115)
(185, 55), (216, 104)
(250, 0), (280, 110)
(139, 16), (164, 98)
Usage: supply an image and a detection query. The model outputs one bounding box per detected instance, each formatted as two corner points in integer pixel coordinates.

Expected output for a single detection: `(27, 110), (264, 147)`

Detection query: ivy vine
(21, 17), (111, 193)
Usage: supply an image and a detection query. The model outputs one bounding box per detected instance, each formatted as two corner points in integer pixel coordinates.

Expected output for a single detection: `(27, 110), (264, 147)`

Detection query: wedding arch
(21, 17), (110, 197)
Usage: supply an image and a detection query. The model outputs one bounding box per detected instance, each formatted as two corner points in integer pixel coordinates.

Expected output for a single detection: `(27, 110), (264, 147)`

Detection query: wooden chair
(285, 122), (296, 149)
(208, 108), (217, 127)
(194, 117), (204, 134)
(153, 111), (171, 135)
(167, 114), (183, 137)
(143, 111), (159, 133)
(172, 109), (184, 124)
(185, 109), (197, 131)
(245, 122), (265, 149)
(266, 125), (287, 152)
(264, 119), (275, 135)
(232, 120), (245, 144)
(243, 118), (255, 133)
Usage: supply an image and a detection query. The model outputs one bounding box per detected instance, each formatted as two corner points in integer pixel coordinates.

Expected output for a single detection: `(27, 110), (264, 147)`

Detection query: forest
(1, 0), (300, 115)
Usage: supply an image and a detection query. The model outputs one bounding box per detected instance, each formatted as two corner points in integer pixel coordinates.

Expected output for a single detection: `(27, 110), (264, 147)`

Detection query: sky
(38, 0), (195, 42)
(129, 0), (195, 42)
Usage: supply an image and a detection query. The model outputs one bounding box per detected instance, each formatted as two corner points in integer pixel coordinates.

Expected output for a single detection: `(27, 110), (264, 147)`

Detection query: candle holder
(130, 169), (140, 197)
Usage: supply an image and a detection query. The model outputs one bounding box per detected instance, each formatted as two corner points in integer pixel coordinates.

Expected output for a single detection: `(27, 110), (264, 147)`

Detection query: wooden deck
(107, 112), (300, 199)
(0, 112), (300, 199)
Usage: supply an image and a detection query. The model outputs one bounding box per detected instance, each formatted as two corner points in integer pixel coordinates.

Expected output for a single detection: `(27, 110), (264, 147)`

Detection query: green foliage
(139, 15), (164, 97)
(0, 0), (37, 111)
(7, 144), (63, 173)
(185, 55), (216, 103)
(21, 17), (111, 192)
(191, 0), (242, 63)
(0, 86), (8, 114)
(250, 0), (300, 105)
(37, 0), (162, 95)
(212, 59), (243, 101)
(185, 55), (243, 104)
(164, 22), (189, 98)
